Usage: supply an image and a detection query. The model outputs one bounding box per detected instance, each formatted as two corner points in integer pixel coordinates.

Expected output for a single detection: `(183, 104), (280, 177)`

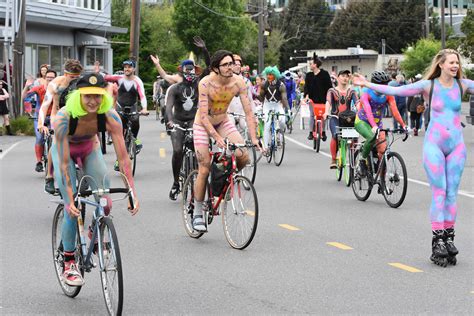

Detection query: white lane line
(0, 140), (27, 160)
(285, 135), (474, 199)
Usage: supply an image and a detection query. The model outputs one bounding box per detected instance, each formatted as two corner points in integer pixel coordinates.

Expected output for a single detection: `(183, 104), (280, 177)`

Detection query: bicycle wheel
(343, 142), (353, 187)
(98, 217), (123, 316)
(127, 135), (137, 176)
(241, 145), (257, 184)
(222, 175), (258, 249)
(313, 121), (321, 152)
(273, 129), (285, 166)
(381, 151), (408, 208)
(182, 170), (204, 238)
(335, 141), (343, 181)
(351, 150), (372, 201)
(51, 204), (83, 297)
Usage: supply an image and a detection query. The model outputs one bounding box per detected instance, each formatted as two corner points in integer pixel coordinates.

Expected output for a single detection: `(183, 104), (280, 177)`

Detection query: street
(1, 112), (473, 315)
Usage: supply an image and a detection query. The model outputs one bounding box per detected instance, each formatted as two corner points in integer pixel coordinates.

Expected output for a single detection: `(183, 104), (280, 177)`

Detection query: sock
(194, 200), (203, 217)
(330, 138), (337, 160)
(35, 144), (44, 162)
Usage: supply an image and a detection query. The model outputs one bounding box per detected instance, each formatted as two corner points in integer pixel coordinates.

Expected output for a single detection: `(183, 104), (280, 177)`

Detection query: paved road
(1, 112), (473, 314)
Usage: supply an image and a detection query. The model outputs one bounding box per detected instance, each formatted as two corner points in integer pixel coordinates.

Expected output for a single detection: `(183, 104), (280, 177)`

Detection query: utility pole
(130, 0), (141, 74)
(425, 0), (430, 37)
(381, 39), (386, 71)
(441, 0), (446, 48)
(12, 0), (26, 117)
(257, 0), (265, 73)
(449, 0), (453, 27)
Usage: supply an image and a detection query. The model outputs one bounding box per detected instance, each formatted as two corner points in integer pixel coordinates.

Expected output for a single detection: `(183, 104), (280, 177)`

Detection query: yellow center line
(159, 148), (166, 158)
(388, 263), (423, 273)
(326, 242), (353, 250)
(244, 210), (255, 217)
(470, 291), (474, 294)
(160, 132), (166, 139)
(279, 224), (300, 231)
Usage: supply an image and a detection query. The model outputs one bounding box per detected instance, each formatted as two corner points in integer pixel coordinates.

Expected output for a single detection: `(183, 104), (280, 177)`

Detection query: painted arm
(150, 55), (181, 84)
(387, 95), (406, 129)
(360, 92), (377, 128)
(53, 110), (79, 216)
(197, 80), (223, 147)
(106, 109), (139, 215)
(135, 78), (148, 113)
(324, 89), (333, 119)
(165, 84), (177, 126)
(365, 79), (428, 97)
(38, 81), (56, 131)
(103, 74), (122, 83)
(238, 79), (258, 148)
(462, 79), (474, 95)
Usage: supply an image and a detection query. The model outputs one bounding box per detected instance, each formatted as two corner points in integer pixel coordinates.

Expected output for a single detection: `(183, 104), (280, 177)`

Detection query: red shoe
(63, 261), (84, 286)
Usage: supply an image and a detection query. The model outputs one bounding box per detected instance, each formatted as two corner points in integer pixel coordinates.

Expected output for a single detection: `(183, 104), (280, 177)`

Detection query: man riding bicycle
(165, 60), (201, 200)
(51, 73), (139, 286)
(355, 71), (407, 176)
(96, 59), (149, 155)
(192, 50), (259, 232)
(323, 70), (358, 169)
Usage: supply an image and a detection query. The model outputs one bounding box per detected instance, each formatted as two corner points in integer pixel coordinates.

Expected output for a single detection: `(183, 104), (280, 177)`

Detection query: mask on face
(183, 68), (196, 82)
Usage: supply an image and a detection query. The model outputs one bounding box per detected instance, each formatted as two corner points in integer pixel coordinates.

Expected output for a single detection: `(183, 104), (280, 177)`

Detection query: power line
(193, 0), (261, 20)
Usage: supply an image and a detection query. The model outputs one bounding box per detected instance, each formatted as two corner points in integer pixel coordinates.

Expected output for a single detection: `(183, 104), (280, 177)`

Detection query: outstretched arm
(353, 74), (428, 97)
(462, 79), (474, 95)
(150, 55), (181, 84)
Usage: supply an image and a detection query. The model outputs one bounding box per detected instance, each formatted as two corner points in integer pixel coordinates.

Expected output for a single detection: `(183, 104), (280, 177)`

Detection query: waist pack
(416, 104), (425, 114)
(338, 110), (356, 127)
(210, 155), (232, 197)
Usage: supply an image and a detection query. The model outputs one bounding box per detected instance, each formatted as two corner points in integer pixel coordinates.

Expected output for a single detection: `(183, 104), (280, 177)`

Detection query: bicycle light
(100, 197), (108, 207)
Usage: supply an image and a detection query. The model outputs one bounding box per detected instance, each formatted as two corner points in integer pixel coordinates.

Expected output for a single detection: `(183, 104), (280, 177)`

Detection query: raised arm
(150, 55), (181, 84)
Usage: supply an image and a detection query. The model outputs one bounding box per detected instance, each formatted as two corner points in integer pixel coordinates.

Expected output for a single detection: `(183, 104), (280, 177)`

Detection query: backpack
(210, 154), (232, 197)
(330, 88), (356, 127)
(58, 78), (79, 109)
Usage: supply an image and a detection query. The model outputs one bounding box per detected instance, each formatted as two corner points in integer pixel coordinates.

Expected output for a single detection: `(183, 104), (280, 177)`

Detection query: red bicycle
(310, 101), (326, 152)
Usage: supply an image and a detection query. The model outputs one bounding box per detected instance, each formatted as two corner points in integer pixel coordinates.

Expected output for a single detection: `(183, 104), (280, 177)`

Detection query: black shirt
(304, 69), (332, 103)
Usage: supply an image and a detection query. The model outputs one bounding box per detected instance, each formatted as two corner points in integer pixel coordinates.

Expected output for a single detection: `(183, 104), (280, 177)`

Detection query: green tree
(278, 0), (334, 70)
(173, 0), (255, 58)
(459, 9), (474, 61)
(329, 0), (425, 54)
(400, 37), (441, 79)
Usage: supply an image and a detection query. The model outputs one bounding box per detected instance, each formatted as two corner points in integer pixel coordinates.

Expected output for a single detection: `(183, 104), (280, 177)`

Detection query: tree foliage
(277, 0), (334, 70)
(459, 9), (474, 61)
(173, 0), (255, 59)
(400, 37), (441, 79)
(328, 0), (425, 54)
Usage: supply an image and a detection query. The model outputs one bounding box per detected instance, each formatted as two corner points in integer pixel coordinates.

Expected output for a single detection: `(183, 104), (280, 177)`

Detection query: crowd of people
(8, 43), (473, 285)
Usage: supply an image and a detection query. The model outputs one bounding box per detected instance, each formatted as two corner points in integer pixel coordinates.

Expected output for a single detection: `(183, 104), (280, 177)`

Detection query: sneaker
(359, 159), (368, 177)
(169, 182), (180, 201)
(307, 132), (314, 140)
(35, 161), (44, 173)
(106, 135), (113, 145)
(135, 139), (143, 154)
(330, 159), (337, 169)
(413, 128), (418, 136)
(63, 261), (85, 286)
(322, 131), (327, 142)
(45, 177), (56, 195)
(192, 215), (207, 232)
(114, 160), (119, 172)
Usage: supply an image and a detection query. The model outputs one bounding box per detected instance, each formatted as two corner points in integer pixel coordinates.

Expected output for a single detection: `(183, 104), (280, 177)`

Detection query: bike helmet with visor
(371, 71), (390, 84)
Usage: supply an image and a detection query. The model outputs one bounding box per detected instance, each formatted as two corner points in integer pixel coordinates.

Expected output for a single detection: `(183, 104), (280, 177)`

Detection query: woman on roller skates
(353, 49), (474, 267)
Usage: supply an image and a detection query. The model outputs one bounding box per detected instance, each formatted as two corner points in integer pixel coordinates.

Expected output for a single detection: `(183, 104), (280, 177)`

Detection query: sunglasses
(219, 62), (234, 68)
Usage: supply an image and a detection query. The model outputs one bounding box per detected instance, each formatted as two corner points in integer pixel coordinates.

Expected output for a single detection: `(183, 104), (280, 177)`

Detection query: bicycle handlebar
(170, 124), (193, 132)
(118, 111), (149, 117)
(78, 188), (135, 210)
(377, 128), (409, 142)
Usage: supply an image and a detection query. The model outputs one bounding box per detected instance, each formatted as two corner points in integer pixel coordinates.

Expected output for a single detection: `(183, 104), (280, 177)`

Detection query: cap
(338, 70), (351, 76)
(76, 73), (107, 95)
(178, 59), (202, 74)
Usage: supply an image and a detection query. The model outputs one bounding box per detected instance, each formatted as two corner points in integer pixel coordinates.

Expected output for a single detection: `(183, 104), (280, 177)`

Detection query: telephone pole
(425, 0), (430, 37)
(257, 0), (265, 73)
(130, 0), (141, 74)
(12, 0), (26, 117)
(441, 0), (446, 48)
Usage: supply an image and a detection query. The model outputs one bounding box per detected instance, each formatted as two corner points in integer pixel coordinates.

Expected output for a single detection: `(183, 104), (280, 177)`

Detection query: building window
(38, 46), (50, 69)
(51, 46), (62, 72)
(85, 48), (106, 67)
(351, 66), (358, 74)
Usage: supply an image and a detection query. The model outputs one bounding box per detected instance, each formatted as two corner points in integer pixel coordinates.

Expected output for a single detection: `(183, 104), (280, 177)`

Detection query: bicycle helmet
(371, 71), (390, 84)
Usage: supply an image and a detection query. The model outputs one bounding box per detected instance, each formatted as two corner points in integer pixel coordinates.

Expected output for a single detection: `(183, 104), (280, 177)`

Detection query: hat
(338, 70), (351, 76)
(415, 73), (422, 79)
(178, 59), (202, 74)
(76, 73), (107, 95)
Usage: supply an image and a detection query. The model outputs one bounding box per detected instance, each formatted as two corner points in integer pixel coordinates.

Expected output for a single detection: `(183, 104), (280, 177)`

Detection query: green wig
(262, 66), (281, 80)
(65, 89), (113, 118)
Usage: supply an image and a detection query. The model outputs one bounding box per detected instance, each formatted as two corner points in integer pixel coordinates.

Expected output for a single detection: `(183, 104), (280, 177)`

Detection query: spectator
(389, 74), (407, 129)
(407, 74), (424, 136)
(0, 80), (12, 135)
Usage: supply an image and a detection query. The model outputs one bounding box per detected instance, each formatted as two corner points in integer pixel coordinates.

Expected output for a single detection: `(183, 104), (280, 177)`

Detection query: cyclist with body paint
(353, 49), (474, 266)
(51, 73), (139, 286)
(353, 70), (407, 176)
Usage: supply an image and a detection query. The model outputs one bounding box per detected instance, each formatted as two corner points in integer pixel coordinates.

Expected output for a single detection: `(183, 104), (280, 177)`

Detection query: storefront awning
(75, 32), (108, 47)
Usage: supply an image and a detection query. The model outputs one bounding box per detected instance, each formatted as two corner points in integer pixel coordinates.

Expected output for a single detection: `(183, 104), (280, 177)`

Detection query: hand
(352, 74), (368, 87)
(140, 109), (149, 116)
(166, 120), (174, 129)
(128, 196), (139, 216)
(193, 36), (206, 48)
(323, 112), (328, 120)
(371, 126), (378, 134)
(40, 125), (50, 136)
(251, 137), (261, 152)
(150, 55), (160, 65)
(67, 202), (81, 217)
(215, 136), (226, 148)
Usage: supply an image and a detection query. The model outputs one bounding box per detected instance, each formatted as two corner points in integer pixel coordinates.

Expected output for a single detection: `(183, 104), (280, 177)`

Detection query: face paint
(267, 74), (275, 82)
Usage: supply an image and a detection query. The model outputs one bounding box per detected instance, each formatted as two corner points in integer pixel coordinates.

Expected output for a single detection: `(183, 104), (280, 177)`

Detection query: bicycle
(117, 110), (148, 176)
(264, 110), (285, 166)
(309, 101), (326, 152)
(351, 128), (409, 208)
(170, 123), (198, 193)
(227, 112), (257, 183)
(328, 114), (359, 187)
(51, 172), (135, 315)
(181, 141), (259, 250)
(286, 99), (300, 134)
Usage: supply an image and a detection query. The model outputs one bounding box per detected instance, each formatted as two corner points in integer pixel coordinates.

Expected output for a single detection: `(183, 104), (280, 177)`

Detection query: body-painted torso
(357, 88), (388, 127)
